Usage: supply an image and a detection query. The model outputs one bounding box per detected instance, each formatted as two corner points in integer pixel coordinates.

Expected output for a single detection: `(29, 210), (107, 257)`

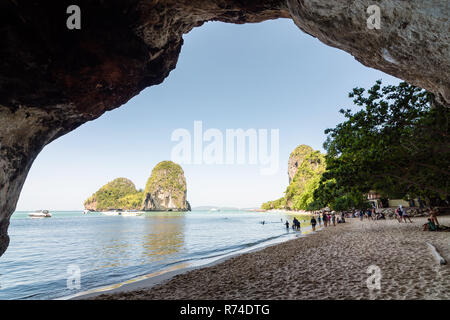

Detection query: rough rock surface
(262, 144), (325, 210)
(285, 148), (326, 209)
(0, 0), (449, 256)
(288, 144), (314, 184)
(141, 161), (190, 211)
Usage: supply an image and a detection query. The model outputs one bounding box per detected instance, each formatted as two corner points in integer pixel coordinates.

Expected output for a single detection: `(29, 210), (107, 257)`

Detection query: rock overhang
(0, 0), (448, 256)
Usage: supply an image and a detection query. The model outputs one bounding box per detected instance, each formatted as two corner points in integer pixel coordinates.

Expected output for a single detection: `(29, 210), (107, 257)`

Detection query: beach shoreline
(84, 216), (450, 300)
(70, 223), (318, 300)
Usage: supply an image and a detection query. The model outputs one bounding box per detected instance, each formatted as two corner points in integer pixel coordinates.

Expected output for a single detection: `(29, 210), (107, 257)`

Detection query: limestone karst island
(84, 161), (191, 212)
(0, 0), (448, 310)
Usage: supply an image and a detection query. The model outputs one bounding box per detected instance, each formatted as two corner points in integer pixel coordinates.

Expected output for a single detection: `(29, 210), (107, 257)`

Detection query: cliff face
(0, 1), (449, 256)
(288, 145), (314, 184)
(84, 162), (190, 211)
(284, 150), (326, 210)
(262, 145), (325, 210)
(142, 161), (190, 211)
(84, 178), (142, 211)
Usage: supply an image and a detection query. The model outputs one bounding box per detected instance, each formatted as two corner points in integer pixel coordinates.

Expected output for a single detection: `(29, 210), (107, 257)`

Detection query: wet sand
(89, 216), (450, 300)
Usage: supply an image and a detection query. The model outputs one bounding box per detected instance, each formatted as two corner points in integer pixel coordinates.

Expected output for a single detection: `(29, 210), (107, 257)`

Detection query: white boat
(120, 211), (143, 217)
(28, 210), (52, 218)
(209, 208), (220, 212)
(83, 209), (90, 214)
(102, 211), (120, 216)
(101, 211), (143, 216)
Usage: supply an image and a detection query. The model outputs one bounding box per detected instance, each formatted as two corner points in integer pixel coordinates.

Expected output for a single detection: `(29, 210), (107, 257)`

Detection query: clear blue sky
(16, 19), (400, 211)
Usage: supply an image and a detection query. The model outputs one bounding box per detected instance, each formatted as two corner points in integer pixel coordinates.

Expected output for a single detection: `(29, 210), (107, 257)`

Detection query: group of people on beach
(284, 217), (302, 230)
(284, 211), (346, 233)
(353, 208), (386, 221)
(308, 212), (343, 231)
(281, 205), (447, 233)
(395, 205), (413, 223)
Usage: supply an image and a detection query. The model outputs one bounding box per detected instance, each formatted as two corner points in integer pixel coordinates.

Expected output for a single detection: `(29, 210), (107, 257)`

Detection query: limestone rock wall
(141, 161), (190, 211)
(288, 145), (314, 184)
(0, 0), (448, 256)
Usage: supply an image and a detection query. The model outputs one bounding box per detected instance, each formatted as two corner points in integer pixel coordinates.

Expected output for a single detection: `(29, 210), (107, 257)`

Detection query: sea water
(0, 210), (312, 299)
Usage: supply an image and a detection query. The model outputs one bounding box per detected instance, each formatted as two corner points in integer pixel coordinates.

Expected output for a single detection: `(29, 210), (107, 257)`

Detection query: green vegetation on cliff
(285, 151), (325, 209)
(288, 145), (315, 183)
(144, 161), (185, 195)
(290, 145), (314, 160)
(84, 178), (143, 211)
(142, 161), (188, 210)
(262, 146), (325, 211)
(84, 161), (190, 211)
(116, 191), (145, 210)
(261, 197), (286, 210)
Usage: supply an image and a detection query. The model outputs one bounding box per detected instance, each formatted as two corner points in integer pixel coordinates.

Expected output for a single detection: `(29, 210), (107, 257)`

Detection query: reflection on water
(141, 214), (185, 260)
(88, 213), (186, 270)
(0, 211), (311, 299)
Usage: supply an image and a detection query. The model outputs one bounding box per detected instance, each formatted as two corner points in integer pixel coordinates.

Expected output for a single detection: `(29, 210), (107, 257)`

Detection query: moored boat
(28, 210), (52, 218)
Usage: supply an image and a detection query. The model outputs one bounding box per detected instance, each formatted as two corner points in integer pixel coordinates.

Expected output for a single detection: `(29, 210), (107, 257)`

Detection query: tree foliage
(84, 178), (143, 211)
(313, 80), (449, 210)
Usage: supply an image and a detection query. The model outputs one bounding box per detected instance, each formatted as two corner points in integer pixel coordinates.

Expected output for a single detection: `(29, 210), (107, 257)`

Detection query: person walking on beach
(331, 213), (336, 226)
(401, 208), (413, 223)
(359, 210), (364, 221)
(396, 205), (404, 223)
(323, 213), (328, 227)
(367, 208), (373, 221)
(311, 216), (317, 231)
(318, 214), (322, 226)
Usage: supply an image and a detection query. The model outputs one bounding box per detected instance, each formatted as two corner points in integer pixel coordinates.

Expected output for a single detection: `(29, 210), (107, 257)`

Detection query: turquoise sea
(0, 210), (313, 299)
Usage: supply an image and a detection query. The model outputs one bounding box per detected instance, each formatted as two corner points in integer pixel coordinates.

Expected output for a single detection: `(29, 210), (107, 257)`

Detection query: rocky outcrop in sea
(84, 161), (190, 212)
(141, 161), (190, 211)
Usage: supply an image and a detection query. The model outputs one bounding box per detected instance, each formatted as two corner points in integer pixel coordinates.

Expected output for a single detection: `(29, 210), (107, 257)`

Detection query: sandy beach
(89, 216), (450, 300)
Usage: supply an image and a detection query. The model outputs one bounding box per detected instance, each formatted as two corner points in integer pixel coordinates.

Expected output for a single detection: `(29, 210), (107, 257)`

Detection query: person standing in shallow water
(317, 214), (322, 227)
(322, 213), (328, 227)
(285, 220), (290, 229)
(292, 217), (298, 230)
